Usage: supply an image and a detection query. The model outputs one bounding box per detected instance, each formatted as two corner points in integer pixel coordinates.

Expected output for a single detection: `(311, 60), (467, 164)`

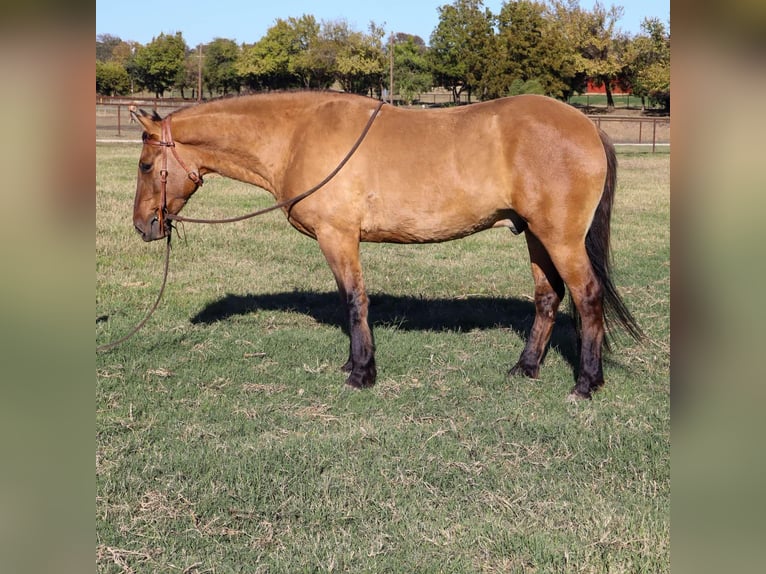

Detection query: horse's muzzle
(134, 216), (167, 242)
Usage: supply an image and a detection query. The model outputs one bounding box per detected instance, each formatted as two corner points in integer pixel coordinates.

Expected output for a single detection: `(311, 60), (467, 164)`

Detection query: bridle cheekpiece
(144, 117), (203, 236)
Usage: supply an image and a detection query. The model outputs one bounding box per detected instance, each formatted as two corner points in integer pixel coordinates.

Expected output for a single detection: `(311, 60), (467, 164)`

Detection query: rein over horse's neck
(165, 99), (386, 226)
(170, 99), (306, 197)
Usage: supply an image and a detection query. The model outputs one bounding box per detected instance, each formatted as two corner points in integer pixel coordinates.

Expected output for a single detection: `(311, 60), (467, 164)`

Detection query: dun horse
(131, 91), (641, 399)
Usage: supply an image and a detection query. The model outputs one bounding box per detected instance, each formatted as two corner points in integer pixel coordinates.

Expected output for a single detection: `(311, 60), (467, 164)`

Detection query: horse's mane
(172, 89), (373, 120)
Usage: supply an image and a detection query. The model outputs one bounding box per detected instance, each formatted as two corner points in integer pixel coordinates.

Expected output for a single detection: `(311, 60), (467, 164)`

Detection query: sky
(96, 0), (669, 47)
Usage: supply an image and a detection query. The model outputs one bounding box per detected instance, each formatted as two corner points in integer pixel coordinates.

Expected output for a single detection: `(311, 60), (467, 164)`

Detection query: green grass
(97, 143), (669, 573)
(566, 93), (663, 111)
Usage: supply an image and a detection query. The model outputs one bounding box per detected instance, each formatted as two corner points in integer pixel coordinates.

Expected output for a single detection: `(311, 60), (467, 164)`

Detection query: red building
(585, 79), (631, 94)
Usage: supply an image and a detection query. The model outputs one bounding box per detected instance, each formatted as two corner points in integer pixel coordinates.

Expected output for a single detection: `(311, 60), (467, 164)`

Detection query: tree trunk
(605, 80), (615, 110)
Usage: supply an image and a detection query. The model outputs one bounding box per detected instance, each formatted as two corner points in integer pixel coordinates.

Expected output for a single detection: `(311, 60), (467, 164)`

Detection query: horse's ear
(129, 105), (162, 137)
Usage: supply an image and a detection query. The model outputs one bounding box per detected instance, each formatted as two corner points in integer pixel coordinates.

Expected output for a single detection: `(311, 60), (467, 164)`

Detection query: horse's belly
(360, 205), (509, 244)
(356, 160), (514, 243)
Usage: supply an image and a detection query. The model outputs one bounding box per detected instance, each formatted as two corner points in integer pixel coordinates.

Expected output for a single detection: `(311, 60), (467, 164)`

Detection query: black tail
(575, 129), (644, 348)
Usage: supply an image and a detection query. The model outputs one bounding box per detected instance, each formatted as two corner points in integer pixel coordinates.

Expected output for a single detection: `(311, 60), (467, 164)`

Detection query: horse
(130, 91), (641, 399)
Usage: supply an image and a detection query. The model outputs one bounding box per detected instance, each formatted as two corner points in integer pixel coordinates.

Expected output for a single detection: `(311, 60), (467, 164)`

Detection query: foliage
(237, 17), (310, 90)
(332, 21), (386, 95)
(389, 34), (433, 104)
(203, 38), (241, 96)
(484, 0), (576, 99)
(552, 0), (626, 109)
(507, 77), (546, 95)
(626, 18), (670, 111)
(96, 34), (139, 96)
(286, 15), (332, 89)
(132, 32), (188, 98)
(95, 3), (670, 107)
(96, 33), (122, 62)
(428, 0), (495, 103)
(236, 16), (385, 93)
(96, 60), (131, 96)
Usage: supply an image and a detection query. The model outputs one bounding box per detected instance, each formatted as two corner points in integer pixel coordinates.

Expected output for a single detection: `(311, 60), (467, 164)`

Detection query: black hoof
(345, 367), (376, 389)
(567, 388), (592, 401)
(509, 362), (539, 379)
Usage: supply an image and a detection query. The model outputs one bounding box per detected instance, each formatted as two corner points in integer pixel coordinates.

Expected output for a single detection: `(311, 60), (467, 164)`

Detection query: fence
(589, 115), (670, 153)
(96, 98), (191, 140)
(96, 97), (670, 152)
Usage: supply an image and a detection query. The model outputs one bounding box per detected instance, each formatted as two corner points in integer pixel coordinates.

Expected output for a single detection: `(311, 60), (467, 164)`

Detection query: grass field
(566, 93), (664, 111)
(96, 143), (669, 573)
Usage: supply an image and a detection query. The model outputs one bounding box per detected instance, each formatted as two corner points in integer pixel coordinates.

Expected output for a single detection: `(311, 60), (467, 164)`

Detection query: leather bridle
(144, 118), (204, 237)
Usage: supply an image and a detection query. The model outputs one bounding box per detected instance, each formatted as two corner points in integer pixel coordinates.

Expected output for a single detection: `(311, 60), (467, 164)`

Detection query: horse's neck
(175, 100), (302, 196)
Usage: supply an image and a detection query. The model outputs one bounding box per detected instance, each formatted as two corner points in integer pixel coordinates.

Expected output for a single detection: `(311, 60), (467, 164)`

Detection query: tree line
(96, 0), (669, 111)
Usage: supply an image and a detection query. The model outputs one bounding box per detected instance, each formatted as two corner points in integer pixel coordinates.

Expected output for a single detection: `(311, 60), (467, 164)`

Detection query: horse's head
(130, 107), (203, 241)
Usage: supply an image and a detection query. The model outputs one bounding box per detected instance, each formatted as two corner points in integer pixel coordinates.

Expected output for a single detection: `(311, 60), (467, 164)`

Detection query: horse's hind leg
(546, 244), (605, 399)
(510, 231), (564, 379)
(317, 229), (377, 388)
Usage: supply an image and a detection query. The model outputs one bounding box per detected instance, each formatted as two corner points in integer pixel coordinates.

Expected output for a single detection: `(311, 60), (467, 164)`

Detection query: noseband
(145, 118), (203, 235)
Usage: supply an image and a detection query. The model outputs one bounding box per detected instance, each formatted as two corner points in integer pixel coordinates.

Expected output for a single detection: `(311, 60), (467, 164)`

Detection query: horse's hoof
(567, 389), (592, 401)
(509, 362), (539, 379)
(345, 370), (376, 389)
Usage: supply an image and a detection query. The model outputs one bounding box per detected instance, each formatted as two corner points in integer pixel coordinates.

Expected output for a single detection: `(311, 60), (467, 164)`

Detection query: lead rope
(167, 100), (385, 224)
(96, 235), (172, 352)
(97, 100), (385, 351)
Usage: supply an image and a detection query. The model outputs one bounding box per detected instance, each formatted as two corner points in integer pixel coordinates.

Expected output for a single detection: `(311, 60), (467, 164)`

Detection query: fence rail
(96, 98), (670, 152)
(588, 115), (670, 153)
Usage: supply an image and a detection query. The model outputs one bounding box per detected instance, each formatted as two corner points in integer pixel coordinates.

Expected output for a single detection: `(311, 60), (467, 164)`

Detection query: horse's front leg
(317, 229), (377, 388)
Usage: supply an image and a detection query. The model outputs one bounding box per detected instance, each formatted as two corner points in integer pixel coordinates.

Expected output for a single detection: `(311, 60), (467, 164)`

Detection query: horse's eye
(139, 162), (153, 173)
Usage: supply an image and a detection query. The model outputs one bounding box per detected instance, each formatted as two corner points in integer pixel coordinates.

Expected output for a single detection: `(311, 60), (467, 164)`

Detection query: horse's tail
(575, 129), (644, 348)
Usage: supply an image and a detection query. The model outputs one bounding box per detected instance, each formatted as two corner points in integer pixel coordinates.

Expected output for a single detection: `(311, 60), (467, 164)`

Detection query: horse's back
(270, 93), (607, 244)
(346, 95), (607, 243)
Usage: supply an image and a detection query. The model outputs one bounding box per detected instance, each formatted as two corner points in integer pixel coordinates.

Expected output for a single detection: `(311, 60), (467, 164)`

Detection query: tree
(552, 0), (625, 109)
(627, 18), (670, 111)
(429, 0), (495, 103)
(96, 34), (140, 95)
(237, 16), (385, 94)
(96, 60), (131, 96)
(176, 46), (201, 100)
(485, 0), (575, 99)
(96, 34), (122, 62)
(287, 15), (333, 89)
(388, 33), (433, 104)
(331, 21), (386, 95)
(110, 40), (139, 66)
(132, 32), (188, 98)
(237, 16), (322, 91)
(203, 38), (241, 96)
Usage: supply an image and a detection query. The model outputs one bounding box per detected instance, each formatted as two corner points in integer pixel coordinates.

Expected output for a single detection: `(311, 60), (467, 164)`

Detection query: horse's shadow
(190, 291), (579, 371)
